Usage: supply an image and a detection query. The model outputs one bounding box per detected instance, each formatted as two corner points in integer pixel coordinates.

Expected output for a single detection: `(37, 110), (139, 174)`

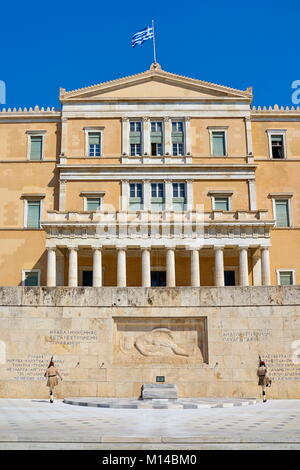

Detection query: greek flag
(131, 26), (154, 48)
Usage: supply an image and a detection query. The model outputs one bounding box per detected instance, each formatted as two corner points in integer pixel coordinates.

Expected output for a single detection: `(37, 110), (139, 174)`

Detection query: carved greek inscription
(222, 329), (272, 342)
(6, 355), (66, 381)
(48, 329), (98, 345)
(263, 353), (300, 381)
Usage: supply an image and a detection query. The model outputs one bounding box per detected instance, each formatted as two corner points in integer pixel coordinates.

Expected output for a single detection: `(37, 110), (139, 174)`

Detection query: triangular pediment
(60, 64), (252, 102)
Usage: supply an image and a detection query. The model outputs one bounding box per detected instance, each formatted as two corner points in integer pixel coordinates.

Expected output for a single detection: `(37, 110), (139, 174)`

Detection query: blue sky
(1, 0), (299, 108)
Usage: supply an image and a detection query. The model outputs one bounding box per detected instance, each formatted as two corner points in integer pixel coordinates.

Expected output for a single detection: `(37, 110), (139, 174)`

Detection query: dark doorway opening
(151, 271), (166, 287)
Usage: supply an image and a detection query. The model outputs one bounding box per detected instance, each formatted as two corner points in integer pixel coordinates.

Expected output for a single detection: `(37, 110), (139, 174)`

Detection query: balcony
(42, 209), (274, 248)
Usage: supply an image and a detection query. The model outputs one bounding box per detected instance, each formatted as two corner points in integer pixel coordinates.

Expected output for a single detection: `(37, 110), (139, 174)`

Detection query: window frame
(276, 269), (295, 286)
(23, 198), (43, 229)
(213, 196), (230, 211)
(129, 182), (143, 210)
(80, 191), (105, 211)
(26, 130), (46, 161)
(22, 269), (41, 286)
(172, 182), (186, 211)
(208, 191), (233, 211)
(151, 182), (165, 210)
(84, 127), (104, 158)
(129, 120), (143, 156)
(267, 129), (287, 160)
(84, 197), (102, 212)
(171, 120), (185, 156)
(208, 127), (228, 157)
(272, 196), (292, 228)
(150, 120), (164, 156)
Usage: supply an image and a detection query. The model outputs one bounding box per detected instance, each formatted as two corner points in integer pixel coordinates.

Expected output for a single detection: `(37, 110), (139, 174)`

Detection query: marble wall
(0, 286), (299, 399)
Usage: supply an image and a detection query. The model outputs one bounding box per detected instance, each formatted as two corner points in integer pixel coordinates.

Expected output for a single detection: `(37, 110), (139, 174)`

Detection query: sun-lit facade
(0, 63), (299, 288)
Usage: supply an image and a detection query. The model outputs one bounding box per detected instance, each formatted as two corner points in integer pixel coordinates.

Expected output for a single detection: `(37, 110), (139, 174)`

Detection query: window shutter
(212, 132), (226, 156)
(30, 136), (43, 160)
(172, 131), (183, 143)
(214, 197), (229, 211)
(129, 131), (141, 144)
(89, 133), (100, 145)
(275, 200), (289, 227)
(87, 198), (101, 211)
(151, 131), (162, 143)
(279, 272), (293, 285)
(27, 201), (40, 228)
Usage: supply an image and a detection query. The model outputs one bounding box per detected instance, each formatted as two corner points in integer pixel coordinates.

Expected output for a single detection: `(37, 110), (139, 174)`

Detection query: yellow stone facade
(0, 64), (299, 288)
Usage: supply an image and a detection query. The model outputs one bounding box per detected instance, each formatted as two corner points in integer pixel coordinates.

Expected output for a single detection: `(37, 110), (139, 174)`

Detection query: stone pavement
(63, 397), (257, 409)
(0, 398), (300, 450)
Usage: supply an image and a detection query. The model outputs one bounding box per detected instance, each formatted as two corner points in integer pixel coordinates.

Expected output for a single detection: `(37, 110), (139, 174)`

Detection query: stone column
(92, 247), (102, 287)
(185, 117), (191, 154)
(166, 248), (176, 287)
(59, 180), (66, 211)
(46, 248), (56, 287)
(238, 246), (249, 286)
(143, 180), (151, 210)
(68, 247), (78, 287)
(143, 117), (151, 155)
(120, 180), (129, 211)
(261, 247), (271, 286)
(165, 180), (173, 211)
(56, 249), (65, 286)
(121, 117), (129, 155)
(252, 250), (262, 286)
(248, 179), (257, 211)
(186, 180), (193, 210)
(214, 246), (224, 287)
(245, 117), (253, 156)
(190, 249), (200, 287)
(141, 248), (151, 287)
(117, 246), (127, 287)
(164, 117), (172, 155)
(61, 117), (68, 156)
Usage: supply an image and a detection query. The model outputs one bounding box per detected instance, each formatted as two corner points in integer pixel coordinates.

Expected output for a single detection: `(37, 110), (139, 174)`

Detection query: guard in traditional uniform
(44, 358), (63, 403)
(257, 359), (271, 403)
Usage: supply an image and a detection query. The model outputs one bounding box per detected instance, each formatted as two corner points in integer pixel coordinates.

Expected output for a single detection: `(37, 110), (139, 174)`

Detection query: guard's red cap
(259, 361), (266, 366)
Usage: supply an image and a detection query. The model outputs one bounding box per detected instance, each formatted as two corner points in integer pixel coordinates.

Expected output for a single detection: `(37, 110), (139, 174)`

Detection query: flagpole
(152, 19), (157, 63)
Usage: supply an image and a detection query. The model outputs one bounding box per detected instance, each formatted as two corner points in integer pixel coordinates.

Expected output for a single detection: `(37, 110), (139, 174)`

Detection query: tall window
(88, 132), (101, 157)
(130, 121), (142, 156)
(212, 131), (226, 156)
(151, 183), (165, 211)
(172, 121), (184, 156)
(30, 135), (43, 160)
(275, 199), (290, 227)
(86, 197), (101, 211)
(129, 183), (143, 210)
(151, 121), (163, 156)
(26, 200), (41, 228)
(172, 182), (186, 210)
(271, 135), (285, 159)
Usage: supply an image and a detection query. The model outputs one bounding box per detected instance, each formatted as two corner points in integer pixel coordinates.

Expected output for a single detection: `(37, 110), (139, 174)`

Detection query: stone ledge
(0, 286), (298, 307)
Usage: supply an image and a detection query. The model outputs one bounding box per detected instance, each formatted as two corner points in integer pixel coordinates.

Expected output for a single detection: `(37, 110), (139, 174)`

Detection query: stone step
(142, 383), (178, 400)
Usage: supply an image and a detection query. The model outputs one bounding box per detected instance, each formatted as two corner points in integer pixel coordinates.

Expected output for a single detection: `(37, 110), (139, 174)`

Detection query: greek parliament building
(0, 63), (300, 399)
